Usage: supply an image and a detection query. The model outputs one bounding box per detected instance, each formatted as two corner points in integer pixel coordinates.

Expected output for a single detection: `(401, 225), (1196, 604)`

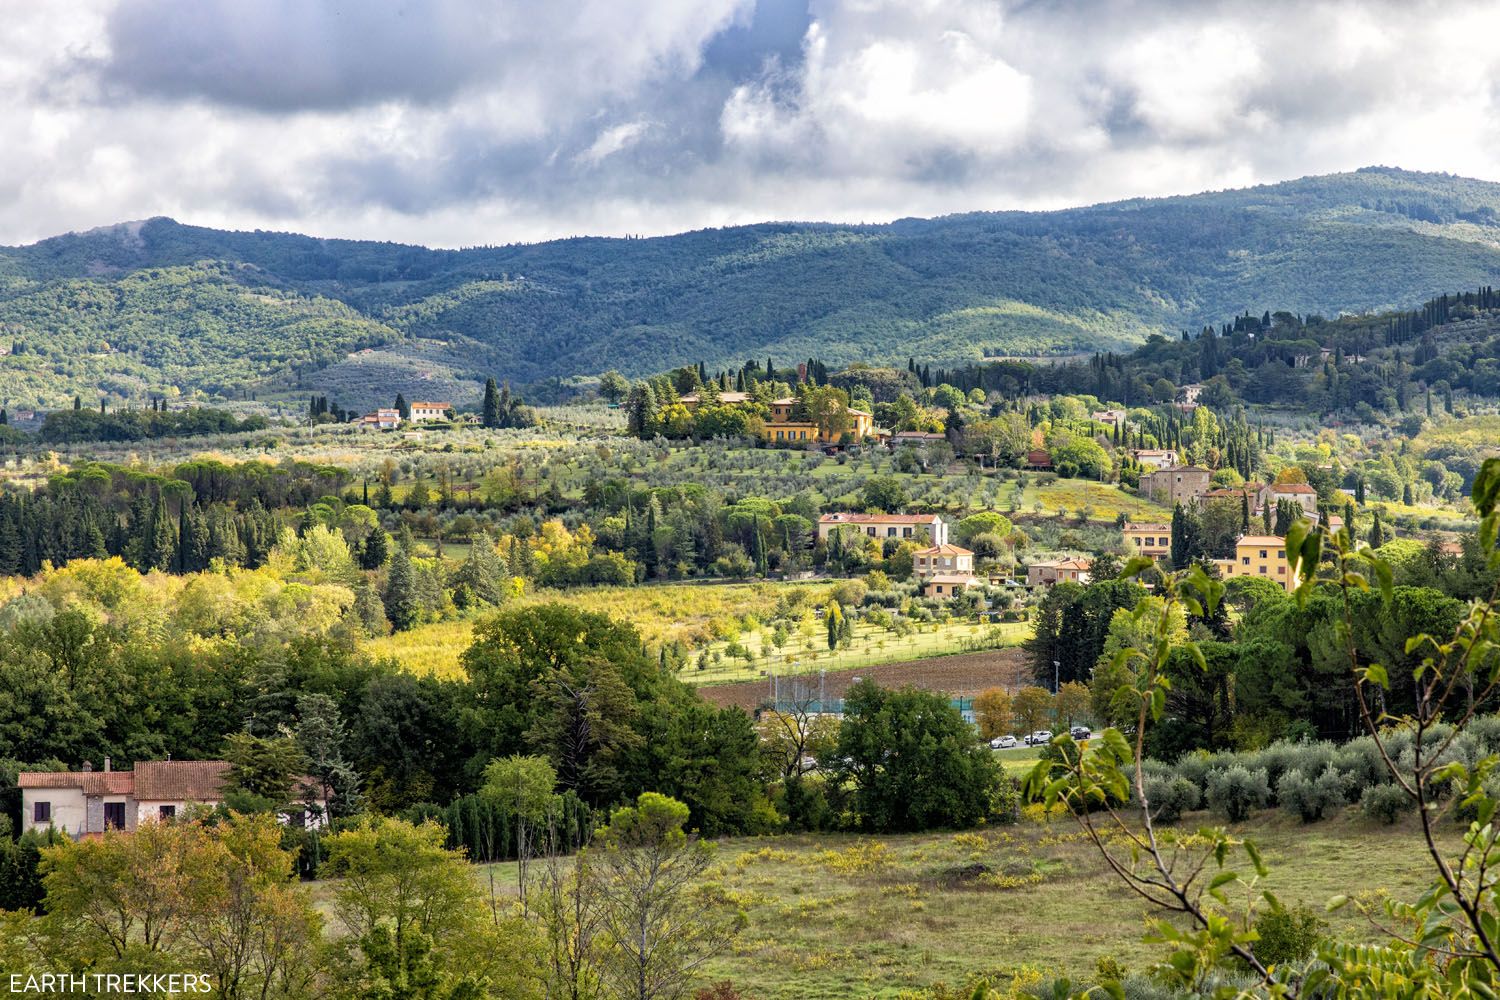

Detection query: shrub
(1141, 774), (1201, 824)
(1276, 766), (1351, 823)
(1360, 783), (1413, 825)
(1205, 766), (1270, 822)
(1251, 903), (1325, 966)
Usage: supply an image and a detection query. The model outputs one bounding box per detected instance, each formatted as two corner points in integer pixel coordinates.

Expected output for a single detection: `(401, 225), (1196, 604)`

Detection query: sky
(4, 0), (1500, 248)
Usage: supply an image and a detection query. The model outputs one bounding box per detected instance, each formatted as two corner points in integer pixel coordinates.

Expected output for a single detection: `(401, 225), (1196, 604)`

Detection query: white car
(990, 735), (1018, 749)
(1026, 730), (1054, 746)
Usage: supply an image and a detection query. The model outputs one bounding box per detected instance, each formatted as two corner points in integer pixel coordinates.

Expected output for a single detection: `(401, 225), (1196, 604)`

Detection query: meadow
(464, 808), (1444, 1000)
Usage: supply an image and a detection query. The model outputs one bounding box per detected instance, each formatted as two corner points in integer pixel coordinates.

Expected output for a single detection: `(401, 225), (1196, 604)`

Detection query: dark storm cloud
(92, 1), (498, 110)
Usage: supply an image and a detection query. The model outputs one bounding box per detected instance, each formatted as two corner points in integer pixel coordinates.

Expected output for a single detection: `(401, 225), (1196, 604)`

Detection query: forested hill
(3, 166), (1500, 407)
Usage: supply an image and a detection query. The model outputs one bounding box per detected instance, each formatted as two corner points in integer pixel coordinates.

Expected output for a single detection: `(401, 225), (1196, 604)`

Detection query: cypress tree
(482, 377), (502, 428)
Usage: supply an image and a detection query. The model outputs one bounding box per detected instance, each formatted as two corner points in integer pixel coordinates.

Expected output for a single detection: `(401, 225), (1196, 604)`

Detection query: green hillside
(2, 166), (1500, 408)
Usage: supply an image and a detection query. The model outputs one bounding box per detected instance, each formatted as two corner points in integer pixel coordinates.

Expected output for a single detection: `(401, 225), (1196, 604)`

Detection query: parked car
(990, 735), (1018, 749)
(1025, 730), (1053, 746)
(1070, 726), (1091, 740)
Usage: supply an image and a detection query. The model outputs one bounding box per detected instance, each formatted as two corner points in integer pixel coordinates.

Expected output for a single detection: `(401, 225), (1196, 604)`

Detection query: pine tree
(449, 533), (508, 608)
(383, 544), (421, 631)
(360, 528), (390, 570)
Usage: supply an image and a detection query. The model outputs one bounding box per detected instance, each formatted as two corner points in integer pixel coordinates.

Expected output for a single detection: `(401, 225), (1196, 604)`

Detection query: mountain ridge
(1, 166), (1499, 409)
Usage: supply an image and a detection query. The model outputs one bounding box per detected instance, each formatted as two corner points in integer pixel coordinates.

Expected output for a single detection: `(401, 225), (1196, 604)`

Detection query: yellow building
(1122, 522), (1171, 559)
(1213, 534), (1294, 591)
(761, 397), (874, 445)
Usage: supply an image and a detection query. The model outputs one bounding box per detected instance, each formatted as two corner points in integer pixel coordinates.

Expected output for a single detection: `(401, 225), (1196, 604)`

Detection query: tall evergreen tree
(482, 377), (502, 428)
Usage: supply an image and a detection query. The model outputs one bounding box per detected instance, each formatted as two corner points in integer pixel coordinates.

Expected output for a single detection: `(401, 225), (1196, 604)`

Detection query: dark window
(158, 805), (176, 820)
(104, 802), (125, 830)
(33, 801), (50, 823)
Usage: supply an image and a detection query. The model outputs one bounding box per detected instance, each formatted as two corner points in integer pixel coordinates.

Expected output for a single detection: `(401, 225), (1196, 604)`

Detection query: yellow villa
(1213, 534), (1294, 591)
(1122, 522), (1171, 559)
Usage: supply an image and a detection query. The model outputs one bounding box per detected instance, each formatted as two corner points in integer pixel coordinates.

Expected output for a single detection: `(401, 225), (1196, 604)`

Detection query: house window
(1259, 566), (1267, 575)
(1259, 550), (1268, 558)
(33, 801), (50, 824)
(887, 527), (896, 537)
(104, 802), (125, 830)
(935, 585), (944, 594)
(1242, 557), (1250, 565)
(867, 527), (876, 536)
(159, 805), (176, 820)
(903, 527), (912, 537)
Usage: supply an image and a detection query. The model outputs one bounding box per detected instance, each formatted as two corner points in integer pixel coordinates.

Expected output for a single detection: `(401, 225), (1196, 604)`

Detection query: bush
(1360, 783), (1413, 825)
(1141, 774), (1201, 824)
(1252, 903), (1325, 966)
(1205, 766), (1271, 822)
(1276, 766), (1351, 823)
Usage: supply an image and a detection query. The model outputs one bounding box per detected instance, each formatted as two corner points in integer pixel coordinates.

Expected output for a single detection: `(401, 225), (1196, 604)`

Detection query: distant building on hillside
(1130, 449), (1177, 471)
(1026, 558), (1093, 587)
(18, 759), (328, 837)
(1258, 482), (1319, 517)
(678, 390), (750, 410)
(408, 401), (453, 422)
(1139, 465), (1211, 507)
(912, 542), (976, 598)
(818, 512), (947, 546)
(760, 397), (874, 445)
(888, 431), (946, 447)
(1213, 535), (1294, 592)
(357, 408), (401, 430)
(1122, 522), (1171, 559)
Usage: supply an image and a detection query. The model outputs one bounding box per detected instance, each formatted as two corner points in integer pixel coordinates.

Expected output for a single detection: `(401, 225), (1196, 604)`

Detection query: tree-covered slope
(2, 166), (1499, 406)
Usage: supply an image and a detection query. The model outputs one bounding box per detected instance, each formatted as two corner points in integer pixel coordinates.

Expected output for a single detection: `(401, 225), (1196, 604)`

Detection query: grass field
(365, 581), (838, 678)
(690, 618), (1028, 685)
(1019, 476), (1172, 521)
(463, 808), (1446, 1000)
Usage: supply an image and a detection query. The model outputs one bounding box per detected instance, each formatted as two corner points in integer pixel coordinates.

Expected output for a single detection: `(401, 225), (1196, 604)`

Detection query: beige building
(912, 542), (977, 599)
(20, 760), (329, 836)
(408, 401), (454, 422)
(1122, 522), (1171, 559)
(1213, 535), (1294, 592)
(1027, 558), (1093, 587)
(1259, 483), (1319, 517)
(818, 512), (947, 546)
(762, 397), (874, 444)
(678, 390), (750, 410)
(1139, 465), (1211, 507)
(1131, 449), (1178, 471)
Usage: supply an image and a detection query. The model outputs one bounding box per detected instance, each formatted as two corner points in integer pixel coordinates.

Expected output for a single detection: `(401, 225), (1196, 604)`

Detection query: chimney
(81, 761), (93, 772)
(103, 757), (111, 773)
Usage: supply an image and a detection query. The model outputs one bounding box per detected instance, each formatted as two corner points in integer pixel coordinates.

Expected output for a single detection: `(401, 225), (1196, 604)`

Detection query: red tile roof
(820, 512), (940, 524)
(18, 771), (134, 795)
(133, 761), (230, 801)
(1271, 484), (1317, 494)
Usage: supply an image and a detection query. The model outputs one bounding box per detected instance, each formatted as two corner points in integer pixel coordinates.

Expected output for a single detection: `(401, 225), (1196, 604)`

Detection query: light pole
(1053, 660), (1060, 694)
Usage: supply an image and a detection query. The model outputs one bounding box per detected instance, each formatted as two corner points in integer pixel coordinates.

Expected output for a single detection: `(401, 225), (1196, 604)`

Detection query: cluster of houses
(17, 759), (328, 837)
(355, 401), (454, 430)
(815, 511), (1098, 598)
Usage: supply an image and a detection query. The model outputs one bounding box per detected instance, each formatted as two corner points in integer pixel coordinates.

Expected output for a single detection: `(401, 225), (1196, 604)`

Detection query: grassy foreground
(471, 809), (1443, 1000)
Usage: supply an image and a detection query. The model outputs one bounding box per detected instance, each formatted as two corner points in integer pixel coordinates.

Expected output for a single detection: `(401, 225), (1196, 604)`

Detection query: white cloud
(1, 0), (1500, 246)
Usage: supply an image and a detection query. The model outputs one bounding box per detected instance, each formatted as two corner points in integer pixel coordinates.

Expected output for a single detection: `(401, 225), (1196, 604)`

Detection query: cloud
(2, 0), (1500, 247)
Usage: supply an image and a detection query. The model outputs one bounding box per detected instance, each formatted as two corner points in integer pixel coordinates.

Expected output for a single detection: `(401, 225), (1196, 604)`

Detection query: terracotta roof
(410, 401), (453, 409)
(1270, 484), (1317, 494)
(133, 761), (231, 801)
(1124, 522), (1170, 532)
(19, 771), (133, 795)
(1236, 535), (1285, 546)
(914, 543), (974, 556)
(820, 512), (939, 524)
(926, 573), (978, 584)
(1054, 558), (1093, 570)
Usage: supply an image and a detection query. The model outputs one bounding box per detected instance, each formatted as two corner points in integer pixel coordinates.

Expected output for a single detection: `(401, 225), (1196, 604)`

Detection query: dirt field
(696, 647), (1031, 711)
